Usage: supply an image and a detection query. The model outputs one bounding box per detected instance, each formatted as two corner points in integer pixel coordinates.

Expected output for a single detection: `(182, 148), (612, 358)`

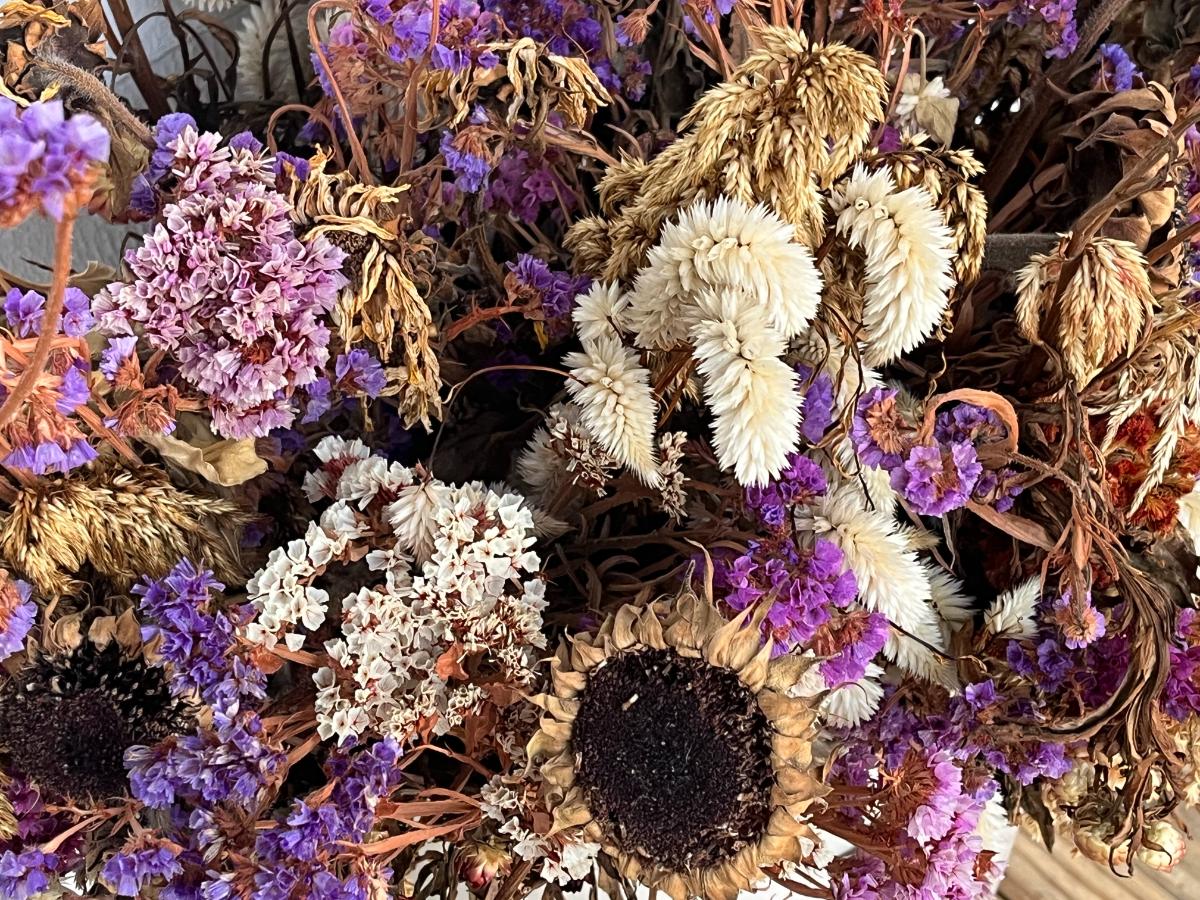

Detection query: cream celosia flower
(804, 481), (953, 684)
(625, 196), (822, 349)
(926, 564), (973, 644)
(564, 336), (661, 486)
(572, 281), (629, 344)
(819, 663), (884, 728)
(830, 165), (955, 365)
(690, 289), (802, 486)
(983, 577), (1041, 639)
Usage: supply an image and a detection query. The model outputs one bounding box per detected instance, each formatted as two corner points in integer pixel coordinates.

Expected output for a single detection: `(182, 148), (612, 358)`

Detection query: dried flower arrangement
(3, 1), (1200, 898)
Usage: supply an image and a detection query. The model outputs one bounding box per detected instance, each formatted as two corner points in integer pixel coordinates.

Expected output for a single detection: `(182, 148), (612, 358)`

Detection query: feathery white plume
(926, 564), (974, 628)
(820, 664), (884, 728)
(983, 577), (1041, 639)
(807, 482), (938, 640)
(564, 337), (661, 486)
(626, 196), (822, 348)
(830, 165), (955, 366)
(572, 281), (629, 344)
(886, 631), (959, 689)
(689, 289), (801, 485)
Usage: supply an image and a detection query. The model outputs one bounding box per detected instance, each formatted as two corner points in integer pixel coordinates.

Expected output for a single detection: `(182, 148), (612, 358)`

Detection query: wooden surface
(999, 826), (1200, 900)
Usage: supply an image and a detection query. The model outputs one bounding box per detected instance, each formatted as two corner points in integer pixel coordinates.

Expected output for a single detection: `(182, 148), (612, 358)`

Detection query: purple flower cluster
(0, 778), (80, 900)
(3, 286), (93, 339)
(0, 97), (109, 225)
(744, 452), (827, 529)
(796, 365), (835, 443)
(891, 441), (983, 517)
(854, 398), (1021, 516)
(252, 740), (403, 898)
(508, 254), (590, 322)
(1095, 44), (1140, 93)
(715, 536), (857, 652)
(819, 610), (889, 688)
(1165, 609), (1200, 720)
(979, 0), (1078, 59)
(101, 844), (182, 897)
(126, 560), (283, 811)
(94, 127), (346, 438)
(366, 0), (500, 71)
(485, 146), (573, 224)
(0, 574), (35, 663)
(130, 112), (197, 216)
(440, 129), (492, 193)
(303, 348), (388, 423)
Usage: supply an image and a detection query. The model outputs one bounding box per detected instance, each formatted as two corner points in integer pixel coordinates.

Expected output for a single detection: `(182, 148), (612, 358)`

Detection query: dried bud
(457, 840), (512, 891)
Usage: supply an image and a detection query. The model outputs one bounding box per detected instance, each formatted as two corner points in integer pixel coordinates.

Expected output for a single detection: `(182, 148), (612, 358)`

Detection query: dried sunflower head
(0, 608), (192, 800)
(288, 150), (441, 428)
(0, 458), (247, 599)
(529, 590), (824, 900)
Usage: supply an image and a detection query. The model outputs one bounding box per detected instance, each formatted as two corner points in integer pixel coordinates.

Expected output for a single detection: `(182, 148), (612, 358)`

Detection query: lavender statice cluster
(1, 286), (98, 474)
(852, 391), (1022, 517)
(365, 0), (500, 71)
(94, 128), (346, 438)
(0, 572), (35, 663)
(0, 98), (109, 226)
(979, 0), (1078, 58)
(125, 560), (284, 812)
(507, 254), (590, 328)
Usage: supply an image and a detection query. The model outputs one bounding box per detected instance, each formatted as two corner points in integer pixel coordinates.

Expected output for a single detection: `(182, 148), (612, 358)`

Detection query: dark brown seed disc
(573, 648), (775, 872)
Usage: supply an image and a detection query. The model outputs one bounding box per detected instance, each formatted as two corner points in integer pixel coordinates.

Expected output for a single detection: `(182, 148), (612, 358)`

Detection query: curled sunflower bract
(529, 590), (825, 900)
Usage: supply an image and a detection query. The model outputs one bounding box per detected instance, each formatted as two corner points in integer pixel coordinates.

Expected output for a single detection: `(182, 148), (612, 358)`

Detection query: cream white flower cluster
(565, 196), (823, 486)
(245, 436), (547, 745)
(829, 165), (957, 366)
(563, 181), (955, 487)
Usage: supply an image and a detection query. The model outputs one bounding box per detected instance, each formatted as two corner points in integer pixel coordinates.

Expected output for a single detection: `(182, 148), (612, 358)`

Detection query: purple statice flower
(102, 845), (182, 896)
(979, 0), (1077, 59)
(744, 452), (826, 529)
(302, 377), (333, 424)
(1164, 608), (1200, 720)
(99, 335), (139, 382)
(0, 575), (35, 663)
(819, 610), (888, 688)
(851, 386), (909, 468)
(486, 0), (602, 56)
(384, 0), (500, 71)
(0, 849), (61, 900)
(130, 112), (197, 216)
(907, 750), (963, 844)
(717, 537), (857, 652)
(1051, 588), (1106, 650)
(54, 364), (90, 414)
(135, 559), (265, 709)
(275, 151), (312, 184)
(933, 404), (1005, 446)
(1035, 638), (1072, 688)
(3, 432), (97, 476)
(0, 97), (110, 225)
(891, 441), (982, 516)
(485, 147), (573, 224)
(3, 286), (92, 338)
(439, 130), (492, 193)
(2, 288), (42, 337)
(335, 349), (387, 398)
(1095, 43), (1139, 92)
(507, 254), (589, 322)
(796, 365), (835, 443)
(93, 127), (346, 438)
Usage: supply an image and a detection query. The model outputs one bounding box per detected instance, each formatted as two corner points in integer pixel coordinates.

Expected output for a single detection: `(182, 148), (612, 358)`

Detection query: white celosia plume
(689, 289), (802, 485)
(830, 165), (955, 366)
(983, 577), (1041, 639)
(572, 281), (629, 344)
(564, 336), (661, 486)
(234, 0), (312, 101)
(625, 196), (823, 348)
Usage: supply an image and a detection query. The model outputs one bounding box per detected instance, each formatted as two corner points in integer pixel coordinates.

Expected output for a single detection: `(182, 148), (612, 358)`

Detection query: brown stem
(398, 0), (441, 173)
(0, 212), (77, 431)
(104, 0), (169, 119)
(31, 56), (152, 148)
(308, 0), (373, 184)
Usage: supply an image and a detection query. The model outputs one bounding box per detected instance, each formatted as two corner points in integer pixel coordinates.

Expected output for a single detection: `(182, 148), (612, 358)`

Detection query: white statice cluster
(479, 776), (600, 886)
(564, 196), (823, 487)
(245, 436), (547, 745)
(829, 165), (956, 366)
